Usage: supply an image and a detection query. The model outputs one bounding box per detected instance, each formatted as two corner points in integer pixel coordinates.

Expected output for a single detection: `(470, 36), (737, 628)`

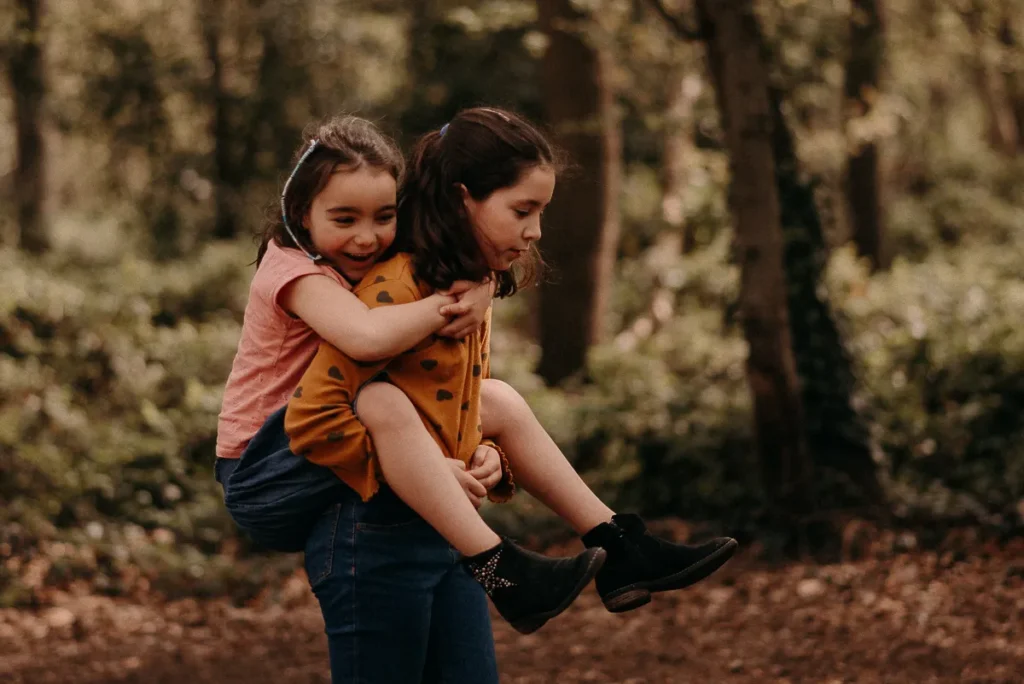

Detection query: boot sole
(510, 547), (607, 635)
(602, 537), (738, 613)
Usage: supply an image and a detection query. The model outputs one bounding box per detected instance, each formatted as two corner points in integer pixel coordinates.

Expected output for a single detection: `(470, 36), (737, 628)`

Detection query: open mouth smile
(343, 251), (376, 263)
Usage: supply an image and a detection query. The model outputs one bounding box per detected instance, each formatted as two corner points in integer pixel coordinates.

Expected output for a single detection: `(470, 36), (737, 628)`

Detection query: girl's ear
(456, 183), (475, 218)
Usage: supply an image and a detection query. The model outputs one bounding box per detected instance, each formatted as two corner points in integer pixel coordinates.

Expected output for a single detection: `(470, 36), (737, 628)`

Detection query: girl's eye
(334, 217), (356, 226)
(376, 213), (396, 224)
(514, 209), (530, 218)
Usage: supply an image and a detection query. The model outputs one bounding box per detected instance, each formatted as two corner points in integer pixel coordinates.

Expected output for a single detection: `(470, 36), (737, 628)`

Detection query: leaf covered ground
(2, 537), (1022, 684)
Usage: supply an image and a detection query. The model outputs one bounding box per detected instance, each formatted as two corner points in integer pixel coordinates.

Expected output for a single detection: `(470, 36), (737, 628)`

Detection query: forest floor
(2, 531), (1022, 684)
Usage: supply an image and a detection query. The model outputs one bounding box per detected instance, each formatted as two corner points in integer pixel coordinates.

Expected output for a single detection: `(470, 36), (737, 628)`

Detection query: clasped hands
(448, 445), (501, 509)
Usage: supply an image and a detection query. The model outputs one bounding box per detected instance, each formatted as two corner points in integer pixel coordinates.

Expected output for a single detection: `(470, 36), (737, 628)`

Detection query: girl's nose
(524, 217), (542, 242)
(352, 231), (376, 248)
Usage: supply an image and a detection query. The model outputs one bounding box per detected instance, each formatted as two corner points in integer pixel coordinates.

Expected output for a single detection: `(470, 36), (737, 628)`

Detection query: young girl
(282, 108), (738, 681)
(215, 114), (605, 634)
(216, 115), (495, 549)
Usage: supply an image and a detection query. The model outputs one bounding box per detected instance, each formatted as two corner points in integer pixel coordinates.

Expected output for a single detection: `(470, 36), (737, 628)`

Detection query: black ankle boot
(462, 538), (606, 634)
(582, 513), (737, 613)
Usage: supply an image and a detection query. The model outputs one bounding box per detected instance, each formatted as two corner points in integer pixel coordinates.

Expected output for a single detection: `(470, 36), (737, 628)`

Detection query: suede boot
(582, 513), (737, 612)
(463, 538), (606, 634)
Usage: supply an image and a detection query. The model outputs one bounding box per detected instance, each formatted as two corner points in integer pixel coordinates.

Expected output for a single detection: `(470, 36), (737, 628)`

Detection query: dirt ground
(2, 546), (1022, 684)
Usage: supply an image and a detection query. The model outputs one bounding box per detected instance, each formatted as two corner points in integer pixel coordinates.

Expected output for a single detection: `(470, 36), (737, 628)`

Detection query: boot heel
(604, 587), (651, 613)
(510, 616), (547, 634)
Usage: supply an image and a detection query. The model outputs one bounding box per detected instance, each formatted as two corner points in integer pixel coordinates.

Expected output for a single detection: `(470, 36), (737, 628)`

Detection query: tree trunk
(998, 5), (1024, 152)
(536, 0), (622, 385)
(962, 1), (1019, 154)
(9, 0), (47, 253)
(694, 0), (811, 515)
(199, 4), (239, 240)
(770, 82), (885, 510)
(844, 0), (888, 270)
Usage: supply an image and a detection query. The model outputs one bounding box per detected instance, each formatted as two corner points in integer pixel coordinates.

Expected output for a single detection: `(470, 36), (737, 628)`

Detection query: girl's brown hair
(257, 115), (404, 265)
(395, 107), (560, 297)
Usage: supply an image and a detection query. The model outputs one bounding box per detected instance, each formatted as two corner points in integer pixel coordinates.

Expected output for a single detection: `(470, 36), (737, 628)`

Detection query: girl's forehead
(506, 165), (556, 201)
(316, 167), (397, 207)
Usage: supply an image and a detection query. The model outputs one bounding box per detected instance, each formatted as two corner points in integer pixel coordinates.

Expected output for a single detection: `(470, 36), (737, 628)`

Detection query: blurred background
(1, 0), (1023, 682)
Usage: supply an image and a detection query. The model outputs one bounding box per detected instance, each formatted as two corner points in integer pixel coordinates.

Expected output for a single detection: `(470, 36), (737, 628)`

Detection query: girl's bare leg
(355, 382), (500, 556)
(480, 379), (615, 535)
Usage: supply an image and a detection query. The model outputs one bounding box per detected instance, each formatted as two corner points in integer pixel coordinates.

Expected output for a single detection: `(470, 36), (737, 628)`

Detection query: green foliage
(0, 242), (250, 559)
(3, 0), (1024, 603)
(829, 242), (1024, 521)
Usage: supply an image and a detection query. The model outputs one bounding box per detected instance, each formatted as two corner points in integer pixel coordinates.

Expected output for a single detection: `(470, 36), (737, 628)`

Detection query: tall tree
(536, 0), (622, 385)
(997, 3), (1024, 151)
(844, 0), (887, 270)
(961, 0), (1019, 154)
(692, 0), (812, 515)
(650, 0), (883, 512)
(199, 3), (239, 240)
(7, 0), (48, 253)
(771, 83), (884, 509)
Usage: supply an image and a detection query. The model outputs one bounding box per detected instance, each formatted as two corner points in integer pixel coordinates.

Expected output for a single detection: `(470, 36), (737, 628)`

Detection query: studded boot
(462, 538), (606, 634)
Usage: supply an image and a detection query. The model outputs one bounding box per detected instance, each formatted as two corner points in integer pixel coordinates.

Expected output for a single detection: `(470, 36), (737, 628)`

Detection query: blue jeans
(218, 406), (348, 552)
(216, 409), (498, 682)
(305, 488), (499, 683)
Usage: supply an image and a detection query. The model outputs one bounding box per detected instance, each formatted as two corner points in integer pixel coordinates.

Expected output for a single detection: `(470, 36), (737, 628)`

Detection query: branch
(644, 0), (704, 41)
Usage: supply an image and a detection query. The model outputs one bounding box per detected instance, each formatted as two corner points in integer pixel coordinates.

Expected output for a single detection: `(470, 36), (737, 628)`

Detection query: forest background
(1, 2), (1023, 679)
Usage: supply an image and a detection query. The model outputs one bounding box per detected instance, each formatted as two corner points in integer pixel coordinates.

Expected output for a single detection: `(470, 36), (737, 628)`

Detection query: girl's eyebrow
(326, 204), (397, 214)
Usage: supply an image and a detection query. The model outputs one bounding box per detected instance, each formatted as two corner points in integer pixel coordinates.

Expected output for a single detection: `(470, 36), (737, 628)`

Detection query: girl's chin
(331, 261), (376, 282)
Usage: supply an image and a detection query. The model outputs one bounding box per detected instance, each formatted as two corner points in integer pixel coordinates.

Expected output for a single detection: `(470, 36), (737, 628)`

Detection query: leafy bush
(0, 242), (250, 554)
(828, 243), (1024, 522)
(4, 212), (1024, 604)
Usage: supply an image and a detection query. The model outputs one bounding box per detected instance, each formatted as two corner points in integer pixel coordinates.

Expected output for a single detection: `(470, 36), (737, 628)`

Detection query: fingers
(469, 448), (486, 469)
(439, 300), (473, 318)
(465, 473), (487, 499)
(478, 470), (502, 490)
(438, 320), (476, 339)
(467, 459), (498, 478)
(444, 280), (475, 296)
(453, 466), (486, 496)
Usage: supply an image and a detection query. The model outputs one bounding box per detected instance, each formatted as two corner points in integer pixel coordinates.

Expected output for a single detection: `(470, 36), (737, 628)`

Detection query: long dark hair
(396, 107), (560, 297)
(257, 115), (404, 265)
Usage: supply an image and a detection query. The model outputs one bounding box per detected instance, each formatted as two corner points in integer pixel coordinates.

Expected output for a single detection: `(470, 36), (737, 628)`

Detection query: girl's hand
(468, 445), (503, 491)
(448, 459), (486, 509)
(438, 279), (494, 339)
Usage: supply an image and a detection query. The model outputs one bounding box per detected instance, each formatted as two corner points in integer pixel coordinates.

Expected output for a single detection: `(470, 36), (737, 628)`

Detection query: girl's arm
(282, 274), (459, 362)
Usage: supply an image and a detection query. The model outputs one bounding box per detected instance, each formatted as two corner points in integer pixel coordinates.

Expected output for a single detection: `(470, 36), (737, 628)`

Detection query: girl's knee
(355, 381), (417, 433)
(481, 379), (529, 429)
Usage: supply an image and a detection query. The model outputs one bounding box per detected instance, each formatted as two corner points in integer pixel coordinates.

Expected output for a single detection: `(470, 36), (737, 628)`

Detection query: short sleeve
(257, 241), (351, 317)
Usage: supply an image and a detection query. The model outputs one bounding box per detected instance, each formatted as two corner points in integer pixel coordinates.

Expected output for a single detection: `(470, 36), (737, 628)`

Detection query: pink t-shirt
(216, 240), (352, 460)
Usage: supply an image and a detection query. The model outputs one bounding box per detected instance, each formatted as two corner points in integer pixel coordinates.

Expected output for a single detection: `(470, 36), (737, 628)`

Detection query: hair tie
(439, 123), (450, 137)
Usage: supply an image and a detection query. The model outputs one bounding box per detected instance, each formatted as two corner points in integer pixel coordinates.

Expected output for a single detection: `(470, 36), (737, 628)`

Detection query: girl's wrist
(433, 292), (457, 310)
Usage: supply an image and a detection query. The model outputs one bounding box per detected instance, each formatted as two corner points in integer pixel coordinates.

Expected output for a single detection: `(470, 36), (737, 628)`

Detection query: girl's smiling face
(460, 164), (555, 271)
(304, 166), (397, 283)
